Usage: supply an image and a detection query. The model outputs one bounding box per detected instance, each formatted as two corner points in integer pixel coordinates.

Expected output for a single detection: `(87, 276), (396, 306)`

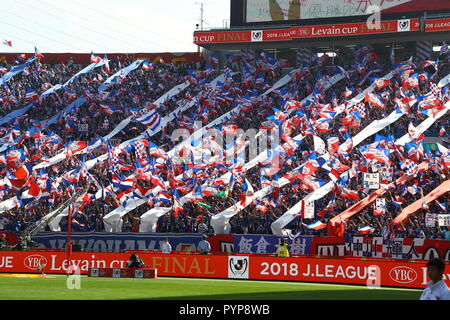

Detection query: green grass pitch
(0, 275), (422, 300)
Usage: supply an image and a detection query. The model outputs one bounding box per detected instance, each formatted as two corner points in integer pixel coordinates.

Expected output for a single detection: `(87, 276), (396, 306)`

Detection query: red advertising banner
(194, 19), (420, 44)
(293, 19), (420, 39)
(2, 251), (450, 288)
(0, 251), (228, 278)
(193, 31), (252, 44)
(262, 28), (296, 42)
(425, 18), (450, 32)
(248, 256), (450, 289)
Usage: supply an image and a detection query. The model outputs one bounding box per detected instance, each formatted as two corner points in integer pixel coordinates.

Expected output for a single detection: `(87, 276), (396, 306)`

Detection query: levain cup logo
(228, 256), (249, 279)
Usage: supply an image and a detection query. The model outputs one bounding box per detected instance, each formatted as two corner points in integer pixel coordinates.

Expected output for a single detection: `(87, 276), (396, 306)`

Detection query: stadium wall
(0, 250), (449, 289)
(25, 233), (450, 261)
(0, 52), (202, 65)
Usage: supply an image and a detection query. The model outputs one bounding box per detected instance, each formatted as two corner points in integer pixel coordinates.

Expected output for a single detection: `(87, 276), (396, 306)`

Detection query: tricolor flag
(365, 91), (384, 108)
(148, 142), (167, 160)
(340, 188), (359, 200)
(7, 164), (32, 190)
(342, 87), (353, 98)
(34, 47), (44, 60)
(25, 88), (39, 101)
(111, 173), (134, 190)
(406, 185), (419, 195)
(392, 198), (405, 207)
(91, 51), (102, 64)
(373, 78), (390, 89)
(172, 188), (184, 217)
(133, 185), (153, 199)
(299, 174), (327, 191)
(142, 61), (154, 71)
(3, 40), (12, 47)
(0, 66), (7, 73)
(408, 122), (420, 140)
(403, 75), (419, 89)
(99, 104), (117, 116)
(103, 54), (110, 74)
(373, 204), (386, 216)
(223, 125), (238, 135)
(139, 111), (161, 131)
(209, 55), (219, 66)
(435, 201), (446, 211)
(358, 226), (375, 235)
(439, 127), (446, 137)
(302, 221), (327, 230)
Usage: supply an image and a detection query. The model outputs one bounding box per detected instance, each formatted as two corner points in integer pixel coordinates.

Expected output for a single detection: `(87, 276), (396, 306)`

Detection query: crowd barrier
(0, 250), (449, 289)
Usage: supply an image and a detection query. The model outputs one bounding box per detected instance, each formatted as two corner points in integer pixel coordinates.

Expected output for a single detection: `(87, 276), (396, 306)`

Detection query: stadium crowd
(0, 45), (449, 242)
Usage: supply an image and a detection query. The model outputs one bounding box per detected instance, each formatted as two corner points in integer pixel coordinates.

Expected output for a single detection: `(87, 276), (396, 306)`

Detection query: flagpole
(66, 204), (72, 276)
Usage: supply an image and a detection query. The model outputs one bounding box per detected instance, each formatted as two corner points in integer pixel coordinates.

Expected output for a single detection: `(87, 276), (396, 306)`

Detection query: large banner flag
(392, 179), (450, 225)
(0, 56), (37, 86)
(98, 60), (144, 92)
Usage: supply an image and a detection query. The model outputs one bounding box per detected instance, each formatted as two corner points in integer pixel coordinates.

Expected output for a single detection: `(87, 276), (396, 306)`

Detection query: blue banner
(98, 59), (143, 92)
(0, 56), (37, 86)
(63, 60), (107, 87)
(32, 232), (204, 252)
(233, 234), (312, 255)
(0, 103), (35, 126)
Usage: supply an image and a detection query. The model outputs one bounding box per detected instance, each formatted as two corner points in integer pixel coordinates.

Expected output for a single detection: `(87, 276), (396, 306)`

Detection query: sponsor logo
(251, 30), (263, 42)
(297, 28), (311, 36)
(389, 266), (417, 284)
(397, 19), (410, 32)
(24, 255), (48, 270)
(228, 256), (249, 279)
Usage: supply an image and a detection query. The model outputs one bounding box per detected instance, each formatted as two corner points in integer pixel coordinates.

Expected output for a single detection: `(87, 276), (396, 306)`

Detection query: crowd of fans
(0, 45), (448, 242)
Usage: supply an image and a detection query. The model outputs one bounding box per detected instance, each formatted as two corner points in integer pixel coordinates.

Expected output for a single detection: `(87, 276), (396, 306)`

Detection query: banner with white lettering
(233, 234), (312, 255)
(303, 200), (315, 219)
(364, 173), (380, 189)
(32, 232), (203, 252)
(425, 213), (437, 227)
(375, 198), (386, 212)
(438, 215), (450, 227)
